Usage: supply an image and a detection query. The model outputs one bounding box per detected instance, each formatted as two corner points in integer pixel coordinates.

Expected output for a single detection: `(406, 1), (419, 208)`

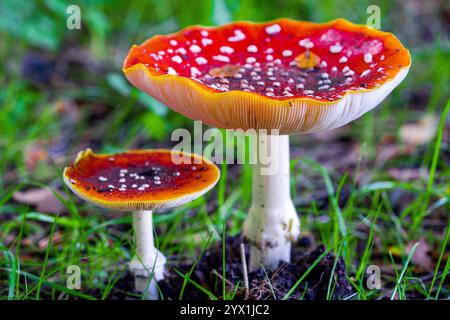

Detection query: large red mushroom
(123, 19), (411, 271)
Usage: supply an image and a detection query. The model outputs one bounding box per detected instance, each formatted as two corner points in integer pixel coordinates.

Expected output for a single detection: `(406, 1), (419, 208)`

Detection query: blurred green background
(0, 0), (449, 300)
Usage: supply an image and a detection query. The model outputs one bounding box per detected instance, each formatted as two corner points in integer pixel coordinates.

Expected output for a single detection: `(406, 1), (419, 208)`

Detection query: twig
(240, 243), (249, 299)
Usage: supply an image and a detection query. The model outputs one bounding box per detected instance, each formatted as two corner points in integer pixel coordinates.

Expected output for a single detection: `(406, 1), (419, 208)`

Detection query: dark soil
(109, 236), (354, 300)
(159, 236), (353, 300)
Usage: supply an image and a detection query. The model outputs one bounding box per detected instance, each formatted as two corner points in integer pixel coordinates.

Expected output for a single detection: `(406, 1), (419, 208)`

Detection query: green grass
(0, 0), (449, 300)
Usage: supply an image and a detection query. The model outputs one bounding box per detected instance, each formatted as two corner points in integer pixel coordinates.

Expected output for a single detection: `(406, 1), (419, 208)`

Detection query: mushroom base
(243, 134), (300, 271)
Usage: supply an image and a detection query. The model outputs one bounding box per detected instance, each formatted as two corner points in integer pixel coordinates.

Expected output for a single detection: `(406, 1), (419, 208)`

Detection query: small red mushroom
(63, 149), (220, 299)
(123, 19), (411, 271)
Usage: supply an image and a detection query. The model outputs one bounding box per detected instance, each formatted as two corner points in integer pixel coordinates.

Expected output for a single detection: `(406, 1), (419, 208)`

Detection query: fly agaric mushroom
(123, 19), (411, 271)
(63, 149), (220, 298)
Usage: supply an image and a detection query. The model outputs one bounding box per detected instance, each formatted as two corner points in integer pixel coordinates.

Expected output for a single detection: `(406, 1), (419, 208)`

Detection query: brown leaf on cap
(13, 188), (66, 214)
(295, 50), (321, 69)
(209, 64), (240, 78)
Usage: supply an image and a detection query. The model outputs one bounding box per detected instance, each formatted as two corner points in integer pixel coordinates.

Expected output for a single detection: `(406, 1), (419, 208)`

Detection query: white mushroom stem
(243, 134), (300, 271)
(128, 210), (166, 300)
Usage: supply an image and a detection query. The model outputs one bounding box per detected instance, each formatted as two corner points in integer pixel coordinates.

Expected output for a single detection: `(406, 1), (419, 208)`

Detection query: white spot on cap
(213, 55), (230, 63)
(201, 38), (213, 46)
(228, 29), (245, 42)
(299, 38), (314, 49)
(247, 45), (258, 53)
(361, 69), (371, 77)
(344, 70), (355, 76)
(220, 46), (234, 54)
(364, 53), (373, 64)
(265, 24), (281, 35)
(329, 43), (342, 53)
(98, 176), (108, 182)
(339, 56), (348, 63)
(171, 55), (183, 63)
(246, 57), (256, 64)
(282, 50), (293, 57)
(167, 67), (177, 75)
(190, 66), (201, 77)
(200, 30), (209, 37)
(189, 44), (202, 53)
(266, 54), (274, 61)
(176, 47), (187, 55)
(169, 40), (178, 46)
(195, 57), (207, 65)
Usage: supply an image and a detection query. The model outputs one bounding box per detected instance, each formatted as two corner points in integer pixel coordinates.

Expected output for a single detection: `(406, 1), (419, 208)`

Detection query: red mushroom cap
(63, 149), (220, 211)
(124, 19), (411, 134)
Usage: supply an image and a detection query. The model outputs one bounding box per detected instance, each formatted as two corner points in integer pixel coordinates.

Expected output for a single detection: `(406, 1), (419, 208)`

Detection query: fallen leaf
(388, 245), (403, 258)
(38, 231), (63, 249)
(13, 188), (66, 214)
(388, 168), (428, 181)
(406, 238), (433, 272)
(375, 144), (400, 166)
(25, 143), (48, 171)
(399, 115), (438, 147)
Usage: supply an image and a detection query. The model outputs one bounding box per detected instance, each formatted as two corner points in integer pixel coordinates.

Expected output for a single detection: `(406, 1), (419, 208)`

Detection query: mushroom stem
(243, 134), (300, 271)
(128, 210), (166, 300)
